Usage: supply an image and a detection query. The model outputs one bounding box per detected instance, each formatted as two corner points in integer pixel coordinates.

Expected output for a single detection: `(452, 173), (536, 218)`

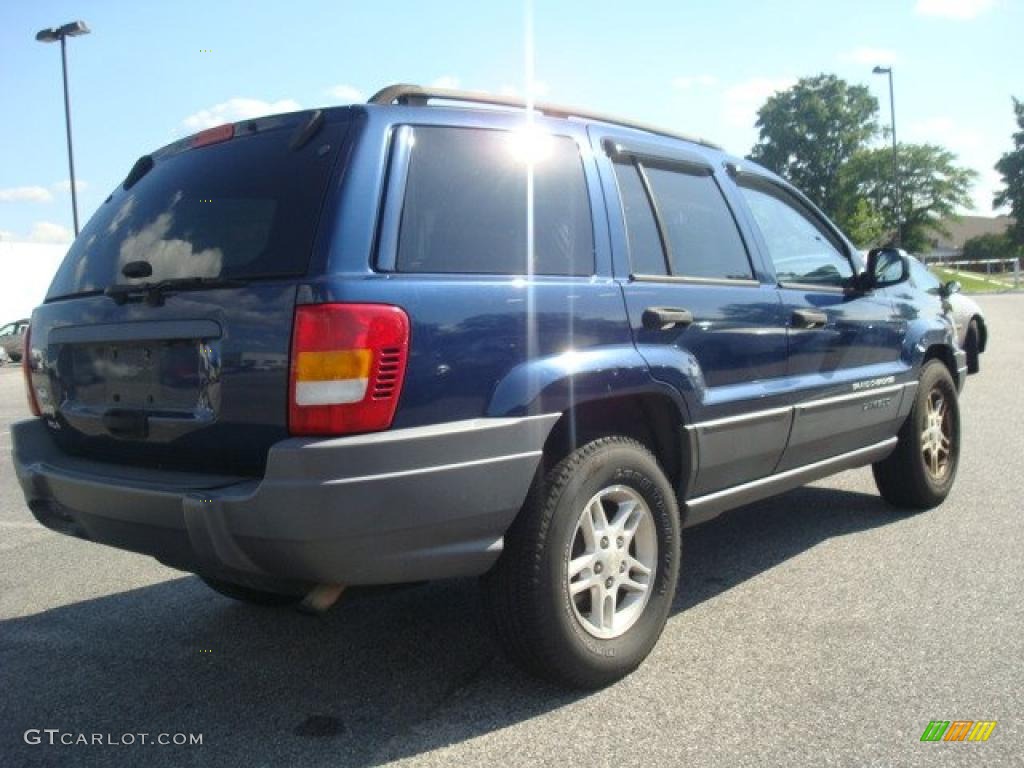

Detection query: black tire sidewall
(909, 362), (961, 499)
(538, 443), (679, 683)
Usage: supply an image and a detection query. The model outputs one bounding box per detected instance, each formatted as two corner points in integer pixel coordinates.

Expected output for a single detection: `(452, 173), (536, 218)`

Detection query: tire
(199, 576), (303, 607)
(965, 319), (980, 374)
(483, 436), (681, 689)
(872, 360), (960, 509)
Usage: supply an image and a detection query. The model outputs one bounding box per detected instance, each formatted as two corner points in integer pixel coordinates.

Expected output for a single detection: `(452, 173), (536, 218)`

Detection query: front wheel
(872, 360), (961, 509)
(483, 436), (681, 689)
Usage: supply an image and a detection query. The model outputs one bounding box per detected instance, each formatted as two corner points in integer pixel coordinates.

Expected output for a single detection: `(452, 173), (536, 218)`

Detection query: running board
(683, 438), (898, 527)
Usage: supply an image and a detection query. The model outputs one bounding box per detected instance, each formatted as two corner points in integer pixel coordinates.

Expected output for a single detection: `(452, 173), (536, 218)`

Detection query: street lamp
(872, 65), (901, 247)
(35, 20), (90, 238)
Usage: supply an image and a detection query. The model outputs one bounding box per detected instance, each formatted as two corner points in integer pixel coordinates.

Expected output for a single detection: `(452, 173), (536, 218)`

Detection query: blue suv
(13, 83), (967, 688)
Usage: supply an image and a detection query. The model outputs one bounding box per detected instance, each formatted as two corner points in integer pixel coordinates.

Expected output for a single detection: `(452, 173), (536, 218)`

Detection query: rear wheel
(199, 576), (303, 607)
(965, 319), (980, 374)
(483, 436), (681, 689)
(872, 360), (960, 509)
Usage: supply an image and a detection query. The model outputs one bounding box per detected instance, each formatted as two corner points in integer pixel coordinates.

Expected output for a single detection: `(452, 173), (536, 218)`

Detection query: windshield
(47, 118), (343, 300)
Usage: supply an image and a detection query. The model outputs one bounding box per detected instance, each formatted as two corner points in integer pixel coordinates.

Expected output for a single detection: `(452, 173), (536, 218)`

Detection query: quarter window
(739, 183), (853, 288)
(395, 126), (594, 276)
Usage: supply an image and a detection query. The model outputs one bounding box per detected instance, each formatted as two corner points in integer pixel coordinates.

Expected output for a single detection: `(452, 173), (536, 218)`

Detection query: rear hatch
(27, 109), (352, 476)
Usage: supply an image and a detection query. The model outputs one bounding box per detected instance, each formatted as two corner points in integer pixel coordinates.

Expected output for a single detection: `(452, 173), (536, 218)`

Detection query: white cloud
(28, 221), (73, 244)
(915, 0), (994, 19)
(325, 84), (364, 104)
(181, 97), (302, 132)
(906, 116), (984, 151)
(722, 77), (796, 127)
(842, 47), (899, 65)
(430, 75), (461, 90)
(0, 186), (53, 203)
(672, 74), (718, 90)
(51, 179), (88, 195)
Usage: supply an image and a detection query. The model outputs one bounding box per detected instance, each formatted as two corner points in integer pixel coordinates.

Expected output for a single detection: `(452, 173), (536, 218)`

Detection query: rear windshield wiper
(104, 276), (248, 306)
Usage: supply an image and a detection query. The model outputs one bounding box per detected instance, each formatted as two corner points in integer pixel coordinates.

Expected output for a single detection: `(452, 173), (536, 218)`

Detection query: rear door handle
(642, 306), (694, 330)
(791, 309), (828, 329)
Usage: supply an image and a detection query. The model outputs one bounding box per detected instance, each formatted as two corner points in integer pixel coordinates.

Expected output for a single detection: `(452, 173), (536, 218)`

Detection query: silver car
(908, 258), (987, 373)
(0, 319), (29, 363)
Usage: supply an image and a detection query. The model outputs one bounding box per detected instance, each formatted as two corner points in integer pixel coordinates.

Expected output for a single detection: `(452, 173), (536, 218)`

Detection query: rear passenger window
(395, 127), (594, 276)
(611, 155), (752, 280)
(643, 166), (753, 280)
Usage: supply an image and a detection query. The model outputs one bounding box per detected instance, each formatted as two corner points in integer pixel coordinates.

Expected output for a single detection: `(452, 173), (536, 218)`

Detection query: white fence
(930, 257), (1021, 290)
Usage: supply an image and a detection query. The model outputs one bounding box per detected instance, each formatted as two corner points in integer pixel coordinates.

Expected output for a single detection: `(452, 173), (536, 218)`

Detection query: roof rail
(367, 83), (722, 151)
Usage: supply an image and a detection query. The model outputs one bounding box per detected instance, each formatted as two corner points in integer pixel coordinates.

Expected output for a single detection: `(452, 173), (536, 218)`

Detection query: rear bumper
(12, 414), (558, 587)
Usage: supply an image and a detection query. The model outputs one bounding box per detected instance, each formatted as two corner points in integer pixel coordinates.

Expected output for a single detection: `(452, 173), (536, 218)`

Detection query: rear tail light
(289, 304), (410, 436)
(22, 325), (41, 417)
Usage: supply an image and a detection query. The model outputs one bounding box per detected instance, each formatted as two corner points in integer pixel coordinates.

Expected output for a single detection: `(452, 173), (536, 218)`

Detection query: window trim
(734, 173), (857, 291)
(374, 125), (415, 273)
(630, 273), (761, 288)
(374, 123), (597, 278)
(633, 160), (673, 275)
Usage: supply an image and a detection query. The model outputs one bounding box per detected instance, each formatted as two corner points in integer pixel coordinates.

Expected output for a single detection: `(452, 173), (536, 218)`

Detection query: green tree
(961, 232), (1020, 261)
(994, 97), (1024, 245)
(750, 74), (878, 218)
(840, 144), (977, 253)
(836, 197), (887, 249)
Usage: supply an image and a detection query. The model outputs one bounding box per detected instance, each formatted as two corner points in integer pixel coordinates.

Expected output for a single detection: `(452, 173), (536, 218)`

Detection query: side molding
(684, 437), (897, 527)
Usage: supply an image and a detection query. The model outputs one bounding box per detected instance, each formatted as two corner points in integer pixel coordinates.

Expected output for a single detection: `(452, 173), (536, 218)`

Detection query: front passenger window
(739, 183), (853, 288)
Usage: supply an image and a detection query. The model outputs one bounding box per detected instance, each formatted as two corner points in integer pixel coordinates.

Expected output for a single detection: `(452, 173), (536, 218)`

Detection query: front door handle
(791, 309), (828, 329)
(642, 306), (694, 330)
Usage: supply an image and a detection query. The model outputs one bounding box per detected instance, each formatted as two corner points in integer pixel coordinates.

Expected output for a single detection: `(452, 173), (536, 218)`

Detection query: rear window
(395, 126), (594, 276)
(47, 118), (344, 299)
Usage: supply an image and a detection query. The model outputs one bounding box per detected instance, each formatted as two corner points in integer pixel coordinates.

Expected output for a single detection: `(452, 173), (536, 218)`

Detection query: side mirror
(863, 247), (910, 290)
(939, 280), (961, 298)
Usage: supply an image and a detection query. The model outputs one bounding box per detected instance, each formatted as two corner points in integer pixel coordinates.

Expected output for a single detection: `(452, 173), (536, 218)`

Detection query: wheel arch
(541, 392), (690, 495)
(923, 343), (958, 382)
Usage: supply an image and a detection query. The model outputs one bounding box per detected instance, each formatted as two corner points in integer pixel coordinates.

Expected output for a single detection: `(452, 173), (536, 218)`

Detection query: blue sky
(1, 0), (1021, 244)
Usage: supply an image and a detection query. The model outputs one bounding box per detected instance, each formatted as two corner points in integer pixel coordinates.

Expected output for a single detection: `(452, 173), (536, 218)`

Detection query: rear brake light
(192, 123), (234, 148)
(22, 325), (41, 417)
(289, 304), (410, 436)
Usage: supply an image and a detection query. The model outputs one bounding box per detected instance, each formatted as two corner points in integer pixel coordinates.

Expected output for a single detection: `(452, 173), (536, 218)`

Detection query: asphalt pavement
(1, 295), (1021, 767)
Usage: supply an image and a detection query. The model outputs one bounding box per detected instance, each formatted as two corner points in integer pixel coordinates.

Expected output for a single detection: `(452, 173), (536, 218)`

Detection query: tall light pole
(872, 65), (901, 247)
(36, 20), (90, 238)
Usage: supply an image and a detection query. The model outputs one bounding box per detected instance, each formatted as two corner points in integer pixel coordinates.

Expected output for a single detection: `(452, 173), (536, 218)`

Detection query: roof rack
(367, 83), (722, 151)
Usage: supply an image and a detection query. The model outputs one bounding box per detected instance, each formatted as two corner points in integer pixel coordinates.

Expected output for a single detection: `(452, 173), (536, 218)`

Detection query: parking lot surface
(1, 295), (1021, 767)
